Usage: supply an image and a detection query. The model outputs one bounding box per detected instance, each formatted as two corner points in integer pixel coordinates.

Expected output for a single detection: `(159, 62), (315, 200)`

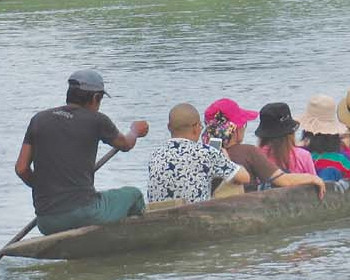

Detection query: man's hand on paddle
(131, 121), (149, 138)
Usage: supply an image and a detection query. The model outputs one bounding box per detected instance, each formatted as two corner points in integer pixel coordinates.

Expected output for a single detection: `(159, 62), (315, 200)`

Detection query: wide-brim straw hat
(296, 94), (347, 135)
(337, 89), (350, 128)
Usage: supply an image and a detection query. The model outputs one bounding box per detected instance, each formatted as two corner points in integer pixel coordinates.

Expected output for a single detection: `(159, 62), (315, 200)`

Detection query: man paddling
(15, 69), (149, 235)
(147, 103), (250, 203)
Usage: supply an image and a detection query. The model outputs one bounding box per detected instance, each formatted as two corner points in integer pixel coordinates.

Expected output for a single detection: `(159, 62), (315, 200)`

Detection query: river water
(1, 0), (350, 279)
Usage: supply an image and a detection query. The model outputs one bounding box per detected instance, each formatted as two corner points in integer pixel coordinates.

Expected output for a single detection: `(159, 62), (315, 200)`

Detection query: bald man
(147, 103), (249, 203)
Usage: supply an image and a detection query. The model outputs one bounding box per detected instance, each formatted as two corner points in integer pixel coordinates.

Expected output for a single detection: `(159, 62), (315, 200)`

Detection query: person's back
(302, 132), (350, 180)
(255, 102), (316, 175)
(147, 103), (250, 203)
(297, 95), (350, 181)
(28, 105), (115, 215)
(16, 69), (149, 234)
(148, 138), (241, 202)
(259, 145), (316, 174)
(226, 143), (278, 188)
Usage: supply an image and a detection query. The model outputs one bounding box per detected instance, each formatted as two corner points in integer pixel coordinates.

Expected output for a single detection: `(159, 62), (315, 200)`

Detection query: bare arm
(213, 166), (250, 198)
(111, 121), (149, 152)
(15, 143), (34, 188)
(272, 169), (326, 200)
(230, 166), (250, 184)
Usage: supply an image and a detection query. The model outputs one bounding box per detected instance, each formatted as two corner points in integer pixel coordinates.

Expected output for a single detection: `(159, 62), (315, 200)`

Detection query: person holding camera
(147, 103), (250, 204)
(202, 98), (325, 200)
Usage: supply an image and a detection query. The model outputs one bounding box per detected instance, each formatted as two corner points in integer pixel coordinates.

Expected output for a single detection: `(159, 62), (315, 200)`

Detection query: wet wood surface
(2, 183), (349, 260)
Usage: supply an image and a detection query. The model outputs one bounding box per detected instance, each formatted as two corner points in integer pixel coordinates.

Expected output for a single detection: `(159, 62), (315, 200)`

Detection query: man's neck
(67, 102), (98, 112)
(171, 132), (198, 142)
(67, 103), (82, 108)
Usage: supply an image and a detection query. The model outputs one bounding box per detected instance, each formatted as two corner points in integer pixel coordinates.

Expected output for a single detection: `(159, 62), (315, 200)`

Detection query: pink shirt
(259, 146), (316, 175)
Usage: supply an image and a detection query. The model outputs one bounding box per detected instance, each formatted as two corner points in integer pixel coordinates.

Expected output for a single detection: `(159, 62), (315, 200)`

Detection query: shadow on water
(5, 217), (350, 280)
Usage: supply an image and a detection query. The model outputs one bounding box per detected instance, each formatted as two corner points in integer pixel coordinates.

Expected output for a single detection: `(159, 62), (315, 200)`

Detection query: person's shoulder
(92, 110), (110, 119)
(91, 111), (115, 125)
(333, 152), (350, 162)
(313, 151), (350, 162)
(176, 139), (211, 153)
(149, 139), (191, 161)
(201, 144), (232, 162)
(94, 110), (109, 117)
(38, 106), (59, 114)
(151, 139), (177, 153)
(31, 106), (61, 120)
(293, 146), (312, 156)
(199, 142), (214, 151)
(166, 139), (214, 156)
(229, 143), (260, 153)
(167, 138), (203, 148)
(197, 142), (223, 157)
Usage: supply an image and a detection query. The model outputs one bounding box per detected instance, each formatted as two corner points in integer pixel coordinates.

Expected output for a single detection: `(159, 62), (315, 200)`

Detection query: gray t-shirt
(23, 105), (119, 215)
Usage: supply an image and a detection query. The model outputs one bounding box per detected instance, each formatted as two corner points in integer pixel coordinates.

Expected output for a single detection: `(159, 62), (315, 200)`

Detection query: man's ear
(86, 93), (97, 105)
(192, 123), (198, 134)
(92, 93), (104, 107)
(93, 93), (100, 102)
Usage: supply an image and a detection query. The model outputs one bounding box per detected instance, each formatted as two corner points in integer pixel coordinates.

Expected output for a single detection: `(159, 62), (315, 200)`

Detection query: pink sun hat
(204, 98), (259, 128)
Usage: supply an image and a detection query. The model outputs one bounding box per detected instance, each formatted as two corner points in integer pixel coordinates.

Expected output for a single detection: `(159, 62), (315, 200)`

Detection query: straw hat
(296, 94), (347, 135)
(337, 89), (350, 127)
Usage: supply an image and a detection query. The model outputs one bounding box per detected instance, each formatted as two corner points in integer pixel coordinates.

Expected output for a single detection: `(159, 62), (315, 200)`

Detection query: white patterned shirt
(147, 138), (240, 203)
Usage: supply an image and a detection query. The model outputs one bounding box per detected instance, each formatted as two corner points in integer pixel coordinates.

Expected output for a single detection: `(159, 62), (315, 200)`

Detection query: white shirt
(147, 138), (240, 203)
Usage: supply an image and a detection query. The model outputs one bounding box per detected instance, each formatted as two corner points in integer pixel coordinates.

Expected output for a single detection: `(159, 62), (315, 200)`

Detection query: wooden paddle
(0, 147), (119, 260)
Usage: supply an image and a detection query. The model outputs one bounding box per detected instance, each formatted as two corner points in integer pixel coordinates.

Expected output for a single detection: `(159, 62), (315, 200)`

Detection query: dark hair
(66, 82), (104, 106)
(301, 131), (341, 153)
(259, 134), (295, 171)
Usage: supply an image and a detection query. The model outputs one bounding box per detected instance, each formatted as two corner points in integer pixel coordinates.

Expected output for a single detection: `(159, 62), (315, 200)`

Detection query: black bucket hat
(255, 102), (299, 138)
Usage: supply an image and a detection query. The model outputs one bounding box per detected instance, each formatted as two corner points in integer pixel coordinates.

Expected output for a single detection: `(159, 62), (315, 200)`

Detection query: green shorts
(37, 186), (145, 235)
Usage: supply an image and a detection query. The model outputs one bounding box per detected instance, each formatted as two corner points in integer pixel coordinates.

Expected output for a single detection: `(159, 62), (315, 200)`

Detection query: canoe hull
(2, 183), (350, 259)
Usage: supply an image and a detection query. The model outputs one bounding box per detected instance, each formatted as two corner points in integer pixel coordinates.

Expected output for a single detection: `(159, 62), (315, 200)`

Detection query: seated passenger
(147, 103), (250, 203)
(202, 98), (325, 199)
(255, 102), (316, 175)
(297, 94), (350, 180)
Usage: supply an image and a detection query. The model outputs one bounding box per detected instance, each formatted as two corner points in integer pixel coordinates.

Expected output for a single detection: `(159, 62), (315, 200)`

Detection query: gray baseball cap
(68, 69), (111, 97)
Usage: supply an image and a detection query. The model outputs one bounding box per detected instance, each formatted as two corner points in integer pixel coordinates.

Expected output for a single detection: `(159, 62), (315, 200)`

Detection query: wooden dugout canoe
(1, 182), (349, 260)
